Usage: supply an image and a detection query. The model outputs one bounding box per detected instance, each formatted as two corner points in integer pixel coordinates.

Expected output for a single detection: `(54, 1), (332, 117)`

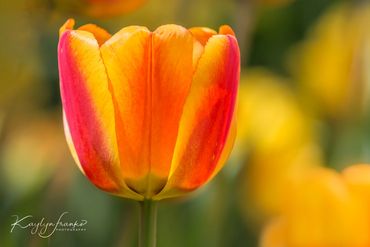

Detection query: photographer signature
(10, 212), (87, 238)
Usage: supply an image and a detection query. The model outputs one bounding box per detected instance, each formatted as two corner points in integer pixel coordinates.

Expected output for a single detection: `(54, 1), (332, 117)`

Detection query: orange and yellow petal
(189, 27), (217, 46)
(77, 24), (111, 46)
(150, 25), (195, 192)
(58, 26), (142, 200)
(219, 25), (236, 36)
(100, 26), (152, 195)
(208, 113), (237, 180)
(155, 33), (240, 199)
(59, 18), (75, 37)
(100, 25), (195, 198)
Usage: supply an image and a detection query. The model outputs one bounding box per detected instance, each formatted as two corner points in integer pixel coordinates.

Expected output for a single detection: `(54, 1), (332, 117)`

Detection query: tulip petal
(63, 111), (84, 175)
(192, 39), (204, 71)
(100, 25), (195, 198)
(189, 27), (217, 46)
(59, 18), (75, 37)
(154, 34), (240, 199)
(100, 26), (152, 195)
(58, 29), (142, 200)
(208, 112), (237, 180)
(150, 25), (195, 190)
(219, 25), (236, 36)
(78, 24), (112, 46)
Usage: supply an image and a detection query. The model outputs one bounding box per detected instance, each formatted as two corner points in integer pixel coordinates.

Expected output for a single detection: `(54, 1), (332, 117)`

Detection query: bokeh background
(1, 0), (370, 246)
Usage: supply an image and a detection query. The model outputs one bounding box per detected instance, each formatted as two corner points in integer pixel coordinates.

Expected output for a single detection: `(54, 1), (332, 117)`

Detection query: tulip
(58, 18), (239, 201)
(58, 18), (239, 246)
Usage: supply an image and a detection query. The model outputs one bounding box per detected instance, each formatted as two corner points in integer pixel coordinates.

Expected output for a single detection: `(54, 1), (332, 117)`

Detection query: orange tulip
(58, 19), (240, 201)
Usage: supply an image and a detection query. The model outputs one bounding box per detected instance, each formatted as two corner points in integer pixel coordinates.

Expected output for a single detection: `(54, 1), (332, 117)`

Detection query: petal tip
(78, 24), (112, 46)
(59, 18), (75, 37)
(154, 24), (190, 36)
(219, 25), (236, 37)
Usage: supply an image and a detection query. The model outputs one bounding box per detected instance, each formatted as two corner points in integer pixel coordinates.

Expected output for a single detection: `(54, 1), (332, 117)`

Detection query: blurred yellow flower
(242, 145), (322, 221)
(342, 164), (370, 209)
(236, 69), (314, 155)
(261, 166), (370, 247)
(0, 115), (71, 198)
(289, 3), (370, 119)
(237, 69), (322, 220)
(260, 217), (286, 247)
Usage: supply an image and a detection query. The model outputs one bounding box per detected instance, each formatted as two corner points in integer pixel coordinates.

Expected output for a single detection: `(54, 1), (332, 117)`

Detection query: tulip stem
(139, 200), (158, 247)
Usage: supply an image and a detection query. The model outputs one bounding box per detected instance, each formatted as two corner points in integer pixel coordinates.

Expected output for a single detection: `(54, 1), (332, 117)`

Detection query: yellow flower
(237, 69), (314, 155)
(289, 3), (370, 119)
(237, 69), (322, 220)
(261, 165), (370, 247)
(1, 115), (69, 198)
(342, 164), (370, 209)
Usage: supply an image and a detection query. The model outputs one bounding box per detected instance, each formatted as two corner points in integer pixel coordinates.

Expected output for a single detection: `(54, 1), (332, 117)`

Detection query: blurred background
(1, 0), (370, 246)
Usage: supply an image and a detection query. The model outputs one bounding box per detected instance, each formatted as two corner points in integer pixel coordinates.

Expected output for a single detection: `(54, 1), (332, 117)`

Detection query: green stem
(139, 200), (158, 247)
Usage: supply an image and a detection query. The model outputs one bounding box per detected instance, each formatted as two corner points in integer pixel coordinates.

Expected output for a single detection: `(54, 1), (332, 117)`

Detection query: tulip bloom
(58, 19), (240, 201)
